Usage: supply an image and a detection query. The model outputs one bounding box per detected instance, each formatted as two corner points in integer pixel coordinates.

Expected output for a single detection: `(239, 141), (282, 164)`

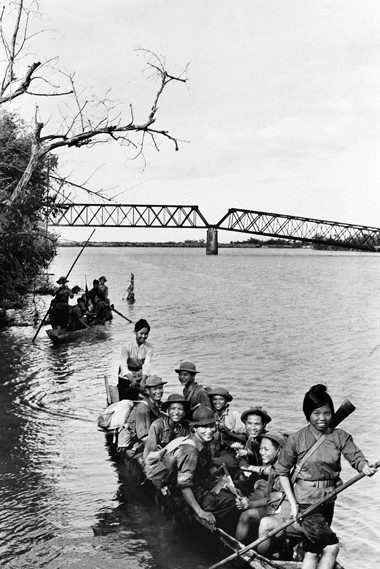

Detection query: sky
(4, 0), (380, 242)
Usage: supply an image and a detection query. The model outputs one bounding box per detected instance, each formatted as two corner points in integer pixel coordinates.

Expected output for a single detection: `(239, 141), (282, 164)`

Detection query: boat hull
(46, 323), (107, 344)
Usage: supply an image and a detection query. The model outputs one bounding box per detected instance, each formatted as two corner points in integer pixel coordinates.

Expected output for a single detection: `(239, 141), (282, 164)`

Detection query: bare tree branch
(0, 2), (188, 211)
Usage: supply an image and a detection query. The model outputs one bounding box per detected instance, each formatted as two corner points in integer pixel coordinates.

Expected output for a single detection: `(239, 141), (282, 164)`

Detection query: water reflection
(1, 248), (379, 569)
(93, 451), (215, 569)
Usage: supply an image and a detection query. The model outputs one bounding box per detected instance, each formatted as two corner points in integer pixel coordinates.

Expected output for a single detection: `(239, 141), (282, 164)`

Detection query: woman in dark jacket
(276, 384), (375, 569)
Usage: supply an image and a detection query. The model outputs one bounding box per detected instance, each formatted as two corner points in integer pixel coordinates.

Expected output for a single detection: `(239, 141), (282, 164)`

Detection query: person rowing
(276, 384), (376, 569)
(49, 276), (74, 334)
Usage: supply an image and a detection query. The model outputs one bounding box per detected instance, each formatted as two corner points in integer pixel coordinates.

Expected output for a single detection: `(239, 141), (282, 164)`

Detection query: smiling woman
(118, 318), (153, 399)
(276, 384), (376, 569)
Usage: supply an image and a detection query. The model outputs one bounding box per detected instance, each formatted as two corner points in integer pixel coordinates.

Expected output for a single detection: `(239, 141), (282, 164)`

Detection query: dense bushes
(0, 112), (57, 306)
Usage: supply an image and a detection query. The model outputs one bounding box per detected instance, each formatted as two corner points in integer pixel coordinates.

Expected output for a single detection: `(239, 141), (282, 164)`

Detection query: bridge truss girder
(216, 208), (380, 251)
(49, 204), (209, 229)
(49, 203), (380, 251)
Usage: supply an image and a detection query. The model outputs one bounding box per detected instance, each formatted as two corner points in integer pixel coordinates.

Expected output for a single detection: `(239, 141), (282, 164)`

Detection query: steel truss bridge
(49, 203), (380, 251)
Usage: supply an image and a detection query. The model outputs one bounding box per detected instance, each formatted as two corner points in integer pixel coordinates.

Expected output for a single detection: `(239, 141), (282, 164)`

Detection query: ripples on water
(0, 248), (379, 568)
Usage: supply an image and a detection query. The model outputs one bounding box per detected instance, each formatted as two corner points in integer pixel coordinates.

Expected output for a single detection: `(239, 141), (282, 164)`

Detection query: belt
(128, 365), (142, 372)
(296, 479), (335, 488)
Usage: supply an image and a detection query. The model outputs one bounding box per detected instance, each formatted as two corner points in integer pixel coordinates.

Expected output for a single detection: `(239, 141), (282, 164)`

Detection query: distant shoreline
(58, 240), (304, 249)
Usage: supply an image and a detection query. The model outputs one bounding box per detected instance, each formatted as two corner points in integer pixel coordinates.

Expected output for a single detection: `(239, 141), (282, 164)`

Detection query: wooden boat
(100, 382), (345, 569)
(46, 323), (108, 345)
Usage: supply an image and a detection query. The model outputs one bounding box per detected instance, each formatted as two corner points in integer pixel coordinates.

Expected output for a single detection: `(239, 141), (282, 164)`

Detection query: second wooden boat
(46, 323), (108, 345)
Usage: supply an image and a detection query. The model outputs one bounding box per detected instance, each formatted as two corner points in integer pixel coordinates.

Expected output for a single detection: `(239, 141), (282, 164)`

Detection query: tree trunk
(6, 140), (41, 208)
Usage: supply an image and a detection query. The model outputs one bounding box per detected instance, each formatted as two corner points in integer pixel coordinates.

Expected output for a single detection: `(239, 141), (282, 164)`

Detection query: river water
(0, 247), (379, 569)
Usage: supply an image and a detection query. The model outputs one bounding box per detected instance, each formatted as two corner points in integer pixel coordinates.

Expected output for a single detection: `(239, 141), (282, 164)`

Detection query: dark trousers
(197, 488), (240, 534)
(118, 377), (142, 401)
(300, 502), (338, 554)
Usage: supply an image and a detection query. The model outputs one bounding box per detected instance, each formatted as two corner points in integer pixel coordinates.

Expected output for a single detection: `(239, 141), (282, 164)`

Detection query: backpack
(144, 435), (196, 489)
(97, 399), (135, 431)
(112, 400), (150, 451)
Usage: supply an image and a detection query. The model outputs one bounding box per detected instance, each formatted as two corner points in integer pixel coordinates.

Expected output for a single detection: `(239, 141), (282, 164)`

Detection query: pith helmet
(145, 375), (167, 388)
(57, 276), (69, 284)
(207, 387), (233, 402)
(258, 431), (286, 448)
(241, 406), (272, 425)
(191, 406), (216, 427)
(161, 393), (191, 413)
(175, 362), (199, 374)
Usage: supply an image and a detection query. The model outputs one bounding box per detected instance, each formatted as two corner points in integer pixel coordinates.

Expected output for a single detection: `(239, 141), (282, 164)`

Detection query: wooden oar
(110, 305), (133, 324)
(216, 528), (282, 569)
(209, 460), (380, 569)
(32, 228), (96, 343)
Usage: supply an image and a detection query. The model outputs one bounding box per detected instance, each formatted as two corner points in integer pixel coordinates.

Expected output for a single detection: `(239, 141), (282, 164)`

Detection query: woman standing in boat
(118, 319), (153, 400)
(276, 384), (375, 569)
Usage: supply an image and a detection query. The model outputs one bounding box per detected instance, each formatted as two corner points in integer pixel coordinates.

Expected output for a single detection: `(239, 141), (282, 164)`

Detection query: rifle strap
(274, 431), (330, 511)
(163, 435), (196, 455)
(290, 430), (329, 484)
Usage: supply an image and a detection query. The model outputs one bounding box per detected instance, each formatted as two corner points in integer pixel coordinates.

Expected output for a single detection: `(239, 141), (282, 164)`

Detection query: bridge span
(49, 203), (380, 254)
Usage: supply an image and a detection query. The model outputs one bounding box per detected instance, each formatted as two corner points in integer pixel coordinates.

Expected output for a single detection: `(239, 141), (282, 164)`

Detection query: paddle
(110, 305), (133, 324)
(209, 460), (380, 569)
(216, 528), (282, 569)
(32, 228), (96, 342)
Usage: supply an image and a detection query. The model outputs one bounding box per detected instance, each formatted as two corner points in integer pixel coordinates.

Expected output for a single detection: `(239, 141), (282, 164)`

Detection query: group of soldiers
(50, 275), (112, 333)
(115, 362), (295, 557)
(113, 361), (375, 567)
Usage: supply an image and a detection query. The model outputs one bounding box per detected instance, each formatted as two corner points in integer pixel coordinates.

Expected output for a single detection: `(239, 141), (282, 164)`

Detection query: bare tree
(0, 0), (188, 209)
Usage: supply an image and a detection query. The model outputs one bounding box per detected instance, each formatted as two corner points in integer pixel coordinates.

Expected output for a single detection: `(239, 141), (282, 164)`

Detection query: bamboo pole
(209, 461), (380, 569)
(32, 229), (96, 342)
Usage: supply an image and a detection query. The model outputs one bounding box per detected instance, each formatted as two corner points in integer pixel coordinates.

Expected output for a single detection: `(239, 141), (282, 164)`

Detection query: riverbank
(0, 272), (55, 330)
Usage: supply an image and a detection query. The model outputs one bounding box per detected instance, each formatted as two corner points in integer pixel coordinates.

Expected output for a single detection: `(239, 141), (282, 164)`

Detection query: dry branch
(0, 1), (188, 211)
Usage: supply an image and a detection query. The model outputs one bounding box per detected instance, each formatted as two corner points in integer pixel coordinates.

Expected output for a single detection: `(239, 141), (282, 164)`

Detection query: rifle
(273, 399), (356, 511)
(212, 463), (242, 499)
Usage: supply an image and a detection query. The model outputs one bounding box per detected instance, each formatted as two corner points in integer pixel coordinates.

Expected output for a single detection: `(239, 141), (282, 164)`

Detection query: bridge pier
(206, 228), (218, 255)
